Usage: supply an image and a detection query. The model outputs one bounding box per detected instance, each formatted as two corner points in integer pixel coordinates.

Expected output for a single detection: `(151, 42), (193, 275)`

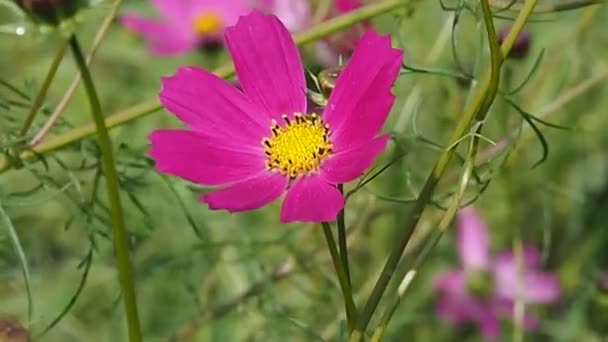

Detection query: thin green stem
(30, 0), (125, 146)
(350, 0), (538, 339)
(69, 35), (142, 342)
(321, 222), (358, 333)
(0, 200), (33, 320)
(337, 184), (351, 286)
(512, 224), (526, 342)
(371, 121), (483, 341)
(479, 0), (503, 117)
(501, 166), (526, 342)
(19, 39), (68, 136)
(0, 0), (414, 174)
(490, 0), (604, 13)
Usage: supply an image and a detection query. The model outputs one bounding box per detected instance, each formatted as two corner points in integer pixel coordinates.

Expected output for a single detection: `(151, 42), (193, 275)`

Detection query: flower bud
(13, 0), (84, 26)
(597, 272), (608, 294)
(497, 26), (531, 60)
(0, 317), (29, 342)
(318, 66), (343, 98)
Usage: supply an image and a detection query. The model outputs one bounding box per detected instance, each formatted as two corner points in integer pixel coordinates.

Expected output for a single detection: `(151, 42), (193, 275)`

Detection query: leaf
(0, 199), (33, 320)
(39, 247), (94, 336)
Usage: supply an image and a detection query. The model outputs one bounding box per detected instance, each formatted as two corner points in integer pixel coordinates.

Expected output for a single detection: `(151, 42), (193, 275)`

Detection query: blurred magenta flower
(434, 207), (560, 339)
(149, 11), (402, 223)
(316, 0), (371, 66)
(257, 0), (311, 32)
(497, 26), (532, 60)
(120, 0), (251, 55)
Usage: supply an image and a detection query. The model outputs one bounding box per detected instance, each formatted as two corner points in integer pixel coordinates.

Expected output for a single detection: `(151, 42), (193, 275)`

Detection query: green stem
(29, 0), (126, 146)
(0, 0), (414, 174)
(337, 184), (351, 285)
(512, 221), (526, 342)
(69, 35), (142, 342)
(351, 0), (538, 338)
(321, 222), (358, 332)
(0, 200), (33, 320)
(371, 120), (483, 341)
(490, 0), (603, 13)
(19, 39), (68, 136)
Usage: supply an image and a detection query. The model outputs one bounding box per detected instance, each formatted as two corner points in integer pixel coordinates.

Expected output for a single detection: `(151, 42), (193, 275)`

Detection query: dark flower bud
(497, 26), (531, 60)
(13, 0), (84, 26)
(318, 65), (343, 98)
(0, 317), (29, 342)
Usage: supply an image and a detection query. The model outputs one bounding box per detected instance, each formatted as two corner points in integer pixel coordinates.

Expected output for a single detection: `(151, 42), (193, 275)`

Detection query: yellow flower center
(263, 113), (333, 178)
(192, 12), (223, 35)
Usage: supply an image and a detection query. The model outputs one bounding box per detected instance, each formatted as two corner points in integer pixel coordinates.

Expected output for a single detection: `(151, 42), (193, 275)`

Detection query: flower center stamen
(466, 270), (494, 299)
(263, 113), (333, 178)
(192, 12), (223, 35)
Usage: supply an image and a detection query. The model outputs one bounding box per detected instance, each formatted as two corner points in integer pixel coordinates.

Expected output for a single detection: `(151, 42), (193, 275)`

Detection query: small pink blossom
(120, 0), (251, 55)
(434, 207), (561, 339)
(149, 11), (403, 223)
(316, 0), (371, 66)
(257, 0), (311, 32)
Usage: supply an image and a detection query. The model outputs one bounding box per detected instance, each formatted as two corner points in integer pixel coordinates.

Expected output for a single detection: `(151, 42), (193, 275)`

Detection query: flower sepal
(12, 0), (98, 31)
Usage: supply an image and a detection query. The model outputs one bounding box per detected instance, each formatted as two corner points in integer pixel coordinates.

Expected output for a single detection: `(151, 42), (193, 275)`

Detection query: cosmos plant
(2, 0), (584, 341)
(149, 10), (403, 223)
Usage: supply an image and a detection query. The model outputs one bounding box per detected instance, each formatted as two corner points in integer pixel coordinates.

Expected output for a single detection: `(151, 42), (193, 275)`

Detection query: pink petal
(159, 67), (270, 147)
(436, 294), (501, 340)
(336, 0), (363, 12)
(319, 135), (389, 184)
(270, 0), (311, 32)
(201, 172), (288, 212)
(527, 277), (560, 303)
(434, 270), (466, 295)
(189, 0), (252, 27)
(149, 130), (265, 185)
(323, 30), (403, 151)
(475, 309), (501, 340)
(493, 253), (561, 303)
(280, 175), (344, 223)
(494, 245), (542, 268)
(492, 299), (539, 330)
(121, 14), (197, 55)
(225, 11), (306, 122)
(314, 40), (340, 67)
(436, 295), (469, 325)
(457, 207), (491, 271)
(151, 0), (190, 22)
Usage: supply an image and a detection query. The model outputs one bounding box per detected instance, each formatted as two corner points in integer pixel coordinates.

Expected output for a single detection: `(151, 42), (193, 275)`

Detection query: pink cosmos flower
(434, 207), (561, 339)
(149, 11), (403, 223)
(120, 0), (251, 55)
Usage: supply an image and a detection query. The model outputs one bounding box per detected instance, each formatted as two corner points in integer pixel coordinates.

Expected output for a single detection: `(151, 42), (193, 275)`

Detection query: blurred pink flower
(256, 0), (311, 32)
(149, 11), (403, 223)
(120, 0), (251, 55)
(434, 207), (561, 340)
(316, 0), (371, 66)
